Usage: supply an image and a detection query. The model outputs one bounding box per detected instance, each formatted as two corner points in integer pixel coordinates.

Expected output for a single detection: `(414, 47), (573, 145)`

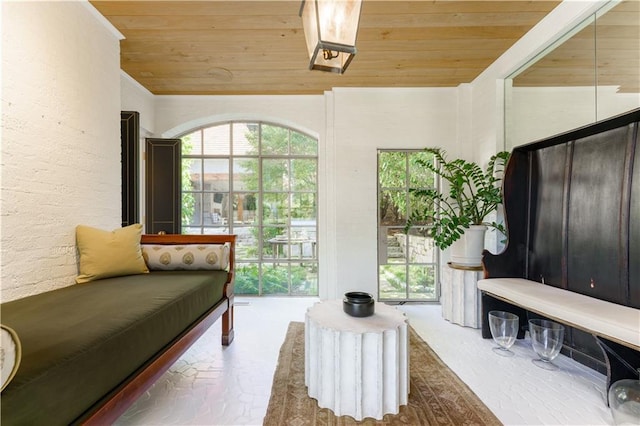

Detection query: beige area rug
(264, 321), (502, 426)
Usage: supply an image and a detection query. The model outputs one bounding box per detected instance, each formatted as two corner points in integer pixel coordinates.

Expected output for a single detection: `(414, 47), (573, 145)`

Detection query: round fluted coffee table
(304, 300), (409, 421)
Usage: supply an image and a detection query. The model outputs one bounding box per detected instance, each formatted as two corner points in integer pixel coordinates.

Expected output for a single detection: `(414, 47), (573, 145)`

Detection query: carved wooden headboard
(483, 107), (640, 370)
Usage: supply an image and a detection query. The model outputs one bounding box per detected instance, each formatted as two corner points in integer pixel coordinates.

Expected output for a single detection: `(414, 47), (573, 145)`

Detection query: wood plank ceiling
(90, 1), (562, 95)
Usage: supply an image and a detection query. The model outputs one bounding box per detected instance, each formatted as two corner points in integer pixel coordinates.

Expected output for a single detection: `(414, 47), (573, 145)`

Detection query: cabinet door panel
(146, 138), (181, 234)
(121, 111), (139, 227)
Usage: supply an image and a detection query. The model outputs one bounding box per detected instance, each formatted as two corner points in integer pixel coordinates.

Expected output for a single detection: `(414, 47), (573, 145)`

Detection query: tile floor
(115, 297), (614, 425)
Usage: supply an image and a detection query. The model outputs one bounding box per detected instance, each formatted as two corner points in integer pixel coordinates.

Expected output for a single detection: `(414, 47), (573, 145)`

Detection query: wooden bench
(478, 278), (640, 395)
(480, 108), (640, 400)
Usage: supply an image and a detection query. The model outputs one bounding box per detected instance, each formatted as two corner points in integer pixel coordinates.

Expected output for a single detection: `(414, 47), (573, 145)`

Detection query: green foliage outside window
(378, 151), (435, 225)
(181, 136), (196, 226)
(235, 264), (259, 294)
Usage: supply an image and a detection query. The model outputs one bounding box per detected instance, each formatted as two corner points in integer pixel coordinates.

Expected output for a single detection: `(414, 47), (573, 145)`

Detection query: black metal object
(343, 292), (375, 317)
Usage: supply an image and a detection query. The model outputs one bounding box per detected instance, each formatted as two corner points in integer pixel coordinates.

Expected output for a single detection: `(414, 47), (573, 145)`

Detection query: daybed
(1, 230), (236, 425)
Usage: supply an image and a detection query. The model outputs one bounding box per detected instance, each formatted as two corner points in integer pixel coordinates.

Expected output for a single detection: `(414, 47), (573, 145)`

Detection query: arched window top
(163, 114), (319, 142)
(181, 121), (317, 158)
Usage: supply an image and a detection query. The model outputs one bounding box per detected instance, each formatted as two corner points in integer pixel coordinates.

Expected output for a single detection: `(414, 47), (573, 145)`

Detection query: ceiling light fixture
(299, 0), (363, 74)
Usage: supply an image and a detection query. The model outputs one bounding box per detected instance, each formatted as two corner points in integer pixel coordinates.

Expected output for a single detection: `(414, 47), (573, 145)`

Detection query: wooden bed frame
(76, 234), (237, 425)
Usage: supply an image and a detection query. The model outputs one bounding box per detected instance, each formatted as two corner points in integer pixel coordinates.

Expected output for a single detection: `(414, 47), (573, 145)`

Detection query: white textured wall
(508, 86), (640, 148)
(153, 95), (324, 138)
(328, 88), (458, 299)
(121, 71), (155, 135)
(1, 2), (122, 301)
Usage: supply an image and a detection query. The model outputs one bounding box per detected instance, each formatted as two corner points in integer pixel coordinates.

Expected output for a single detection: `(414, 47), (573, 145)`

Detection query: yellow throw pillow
(75, 224), (149, 284)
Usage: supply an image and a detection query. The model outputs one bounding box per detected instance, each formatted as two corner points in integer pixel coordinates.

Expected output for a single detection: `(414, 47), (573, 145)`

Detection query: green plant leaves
(405, 148), (510, 250)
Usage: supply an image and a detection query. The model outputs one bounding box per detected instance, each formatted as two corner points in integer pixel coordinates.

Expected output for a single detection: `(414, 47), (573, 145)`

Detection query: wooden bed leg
(222, 296), (235, 345)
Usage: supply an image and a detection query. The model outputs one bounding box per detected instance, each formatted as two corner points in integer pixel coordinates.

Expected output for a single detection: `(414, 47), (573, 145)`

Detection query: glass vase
(609, 369), (640, 425)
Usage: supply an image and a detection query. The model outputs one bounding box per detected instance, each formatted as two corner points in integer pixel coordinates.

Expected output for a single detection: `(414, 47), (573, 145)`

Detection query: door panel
(145, 138), (181, 234)
(121, 111), (139, 227)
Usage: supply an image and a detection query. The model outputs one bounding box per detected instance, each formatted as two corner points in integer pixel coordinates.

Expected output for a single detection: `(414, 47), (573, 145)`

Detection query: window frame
(180, 121), (319, 296)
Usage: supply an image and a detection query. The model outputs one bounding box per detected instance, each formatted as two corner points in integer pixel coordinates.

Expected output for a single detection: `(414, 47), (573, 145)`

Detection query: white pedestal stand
(441, 263), (483, 328)
(305, 300), (409, 421)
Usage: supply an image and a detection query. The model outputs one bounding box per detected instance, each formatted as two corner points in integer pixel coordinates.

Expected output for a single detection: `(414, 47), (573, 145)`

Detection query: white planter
(450, 225), (487, 267)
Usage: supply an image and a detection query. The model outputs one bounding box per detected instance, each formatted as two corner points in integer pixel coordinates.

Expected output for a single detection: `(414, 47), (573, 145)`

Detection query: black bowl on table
(343, 292), (375, 317)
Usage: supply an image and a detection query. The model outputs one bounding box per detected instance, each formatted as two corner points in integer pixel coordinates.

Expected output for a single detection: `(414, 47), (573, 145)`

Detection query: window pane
(409, 151), (435, 188)
(233, 158), (258, 191)
(233, 193), (258, 225)
(290, 227), (316, 259)
(409, 190), (433, 226)
(409, 265), (435, 299)
(203, 192), (228, 225)
(235, 263), (259, 295)
(183, 132), (202, 155)
(291, 159), (316, 191)
(291, 264), (318, 295)
(233, 122), (257, 156)
(285, 229), (308, 259)
(380, 190), (406, 226)
(185, 159), (202, 190)
(379, 151), (406, 188)
(382, 228), (406, 264)
(182, 227), (201, 235)
(184, 193), (202, 226)
(203, 124), (230, 155)
(379, 265), (407, 299)
(261, 124), (289, 155)
(235, 226), (259, 260)
(262, 263), (289, 294)
(203, 159), (229, 191)
(263, 193), (288, 225)
(202, 227), (228, 235)
(408, 228), (435, 263)
(263, 226), (285, 258)
(262, 159), (288, 191)
(291, 193), (316, 222)
(291, 132), (317, 155)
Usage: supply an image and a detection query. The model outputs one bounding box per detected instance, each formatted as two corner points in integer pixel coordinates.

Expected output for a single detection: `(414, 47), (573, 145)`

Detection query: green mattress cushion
(0, 270), (228, 425)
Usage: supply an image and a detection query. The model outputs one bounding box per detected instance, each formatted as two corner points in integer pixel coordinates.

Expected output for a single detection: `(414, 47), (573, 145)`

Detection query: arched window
(181, 122), (318, 296)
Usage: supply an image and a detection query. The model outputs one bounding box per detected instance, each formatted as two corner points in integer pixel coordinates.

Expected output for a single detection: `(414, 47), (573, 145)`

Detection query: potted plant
(406, 148), (510, 267)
